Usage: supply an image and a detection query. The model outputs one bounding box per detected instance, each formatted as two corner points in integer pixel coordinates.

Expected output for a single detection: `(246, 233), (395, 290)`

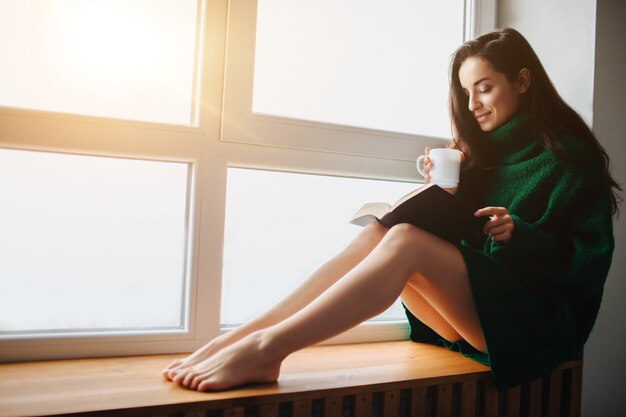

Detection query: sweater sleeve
(485, 165), (614, 291)
(486, 214), (572, 264)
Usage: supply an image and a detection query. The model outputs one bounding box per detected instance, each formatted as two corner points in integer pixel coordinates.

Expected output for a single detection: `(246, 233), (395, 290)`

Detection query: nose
(468, 93), (481, 112)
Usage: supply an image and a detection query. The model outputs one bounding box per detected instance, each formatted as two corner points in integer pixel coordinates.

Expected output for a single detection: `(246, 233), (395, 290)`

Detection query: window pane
(253, 0), (464, 138)
(0, 149), (189, 334)
(221, 168), (417, 327)
(0, 0), (198, 125)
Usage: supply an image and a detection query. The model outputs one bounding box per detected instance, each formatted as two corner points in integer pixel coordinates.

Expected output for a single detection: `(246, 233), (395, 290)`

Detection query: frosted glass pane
(221, 168), (418, 326)
(0, 0), (197, 125)
(0, 149), (189, 334)
(253, 0), (464, 138)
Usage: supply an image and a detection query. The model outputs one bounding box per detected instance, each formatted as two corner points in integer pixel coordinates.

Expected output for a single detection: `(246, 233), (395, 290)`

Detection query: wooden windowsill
(0, 341), (493, 417)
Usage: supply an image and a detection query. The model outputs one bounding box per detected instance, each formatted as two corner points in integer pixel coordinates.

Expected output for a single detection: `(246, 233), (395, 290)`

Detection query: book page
(355, 202), (390, 219)
(350, 202), (391, 226)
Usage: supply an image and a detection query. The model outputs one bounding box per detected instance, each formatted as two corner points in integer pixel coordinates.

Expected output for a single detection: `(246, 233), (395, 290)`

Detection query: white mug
(416, 148), (462, 188)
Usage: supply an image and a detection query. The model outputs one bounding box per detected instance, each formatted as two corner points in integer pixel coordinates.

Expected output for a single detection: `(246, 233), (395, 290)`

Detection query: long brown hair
(449, 28), (621, 214)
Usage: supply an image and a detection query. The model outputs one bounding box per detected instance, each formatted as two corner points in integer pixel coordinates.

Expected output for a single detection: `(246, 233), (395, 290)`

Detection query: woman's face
(458, 56), (529, 132)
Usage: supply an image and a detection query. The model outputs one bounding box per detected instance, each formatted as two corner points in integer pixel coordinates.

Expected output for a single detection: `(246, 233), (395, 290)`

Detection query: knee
(380, 224), (436, 263)
(384, 223), (428, 248)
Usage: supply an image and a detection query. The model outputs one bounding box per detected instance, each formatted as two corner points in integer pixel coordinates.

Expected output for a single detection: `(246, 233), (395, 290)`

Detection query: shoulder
(545, 135), (613, 217)
(534, 133), (607, 188)
(556, 133), (605, 170)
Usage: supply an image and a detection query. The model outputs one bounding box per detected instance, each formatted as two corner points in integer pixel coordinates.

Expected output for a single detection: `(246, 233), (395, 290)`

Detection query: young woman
(163, 28), (619, 391)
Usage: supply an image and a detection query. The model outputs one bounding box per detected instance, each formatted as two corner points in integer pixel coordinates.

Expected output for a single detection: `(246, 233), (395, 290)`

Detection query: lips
(474, 112), (491, 122)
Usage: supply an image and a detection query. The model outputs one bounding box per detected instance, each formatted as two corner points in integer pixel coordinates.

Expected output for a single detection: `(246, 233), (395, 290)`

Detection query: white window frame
(0, 0), (495, 362)
(221, 0), (497, 159)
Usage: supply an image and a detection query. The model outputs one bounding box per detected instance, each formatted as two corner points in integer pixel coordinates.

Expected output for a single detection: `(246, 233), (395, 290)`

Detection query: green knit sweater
(405, 113), (615, 389)
(479, 113), (615, 292)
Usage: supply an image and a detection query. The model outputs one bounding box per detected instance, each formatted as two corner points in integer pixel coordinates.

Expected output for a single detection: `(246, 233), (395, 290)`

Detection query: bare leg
(173, 224), (484, 391)
(164, 222), (389, 380)
(400, 282), (462, 343)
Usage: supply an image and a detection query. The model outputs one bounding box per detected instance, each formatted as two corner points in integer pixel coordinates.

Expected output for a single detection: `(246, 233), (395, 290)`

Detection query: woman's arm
(485, 214), (572, 263)
(479, 164), (613, 267)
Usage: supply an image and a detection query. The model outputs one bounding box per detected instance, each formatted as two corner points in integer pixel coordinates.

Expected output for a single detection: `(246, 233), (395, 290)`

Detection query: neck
(485, 113), (537, 163)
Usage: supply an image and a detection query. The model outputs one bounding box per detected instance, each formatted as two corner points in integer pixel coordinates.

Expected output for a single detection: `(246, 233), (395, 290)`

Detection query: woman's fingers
(491, 230), (513, 242)
(422, 147), (432, 183)
(484, 217), (514, 236)
(424, 161), (432, 178)
(488, 223), (514, 242)
(474, 206), (508, 217)
(482, 216), (510, 234)
(487, 223), (510, 236)
(475, 206), (515, 243)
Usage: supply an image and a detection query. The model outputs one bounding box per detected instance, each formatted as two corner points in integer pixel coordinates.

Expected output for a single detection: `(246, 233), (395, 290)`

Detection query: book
(350, 183), (487, 243)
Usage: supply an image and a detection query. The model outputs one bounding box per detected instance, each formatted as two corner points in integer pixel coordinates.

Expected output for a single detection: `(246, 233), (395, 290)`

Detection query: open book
(350, 183), (487, 242)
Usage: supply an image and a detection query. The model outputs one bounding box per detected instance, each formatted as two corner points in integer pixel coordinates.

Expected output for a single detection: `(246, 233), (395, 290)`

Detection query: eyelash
(464, 87), (492, 97)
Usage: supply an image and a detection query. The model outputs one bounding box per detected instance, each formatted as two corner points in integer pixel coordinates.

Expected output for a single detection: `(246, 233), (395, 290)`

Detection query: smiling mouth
(475, 112), (491, 122)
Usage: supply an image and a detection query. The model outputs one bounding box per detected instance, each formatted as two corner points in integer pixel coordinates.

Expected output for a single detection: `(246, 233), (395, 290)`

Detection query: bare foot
(163, 331), (238, 381)
(171, 331), (283, 391)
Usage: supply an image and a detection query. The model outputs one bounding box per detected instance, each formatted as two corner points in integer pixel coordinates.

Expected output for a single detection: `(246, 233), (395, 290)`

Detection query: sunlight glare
(0, 0), (198, 124)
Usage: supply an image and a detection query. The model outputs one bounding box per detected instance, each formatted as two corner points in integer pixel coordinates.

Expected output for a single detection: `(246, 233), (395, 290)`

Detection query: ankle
(253, 329), (290, 363)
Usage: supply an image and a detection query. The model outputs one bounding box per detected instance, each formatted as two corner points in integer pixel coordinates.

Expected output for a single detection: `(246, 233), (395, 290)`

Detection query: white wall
(499, 1), (626, 416)
(585, 1), (626, 416)
(498, 0), (596, 127)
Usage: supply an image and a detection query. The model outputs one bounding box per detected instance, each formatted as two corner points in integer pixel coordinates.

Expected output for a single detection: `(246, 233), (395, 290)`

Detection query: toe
(165, 359), (182, 369)
(182, 371), (196, 387)
(163, 360), (184, 376)
(173, 372), (187, 384)
(190, 374), (203, 390)
(197, 380), (212, 391)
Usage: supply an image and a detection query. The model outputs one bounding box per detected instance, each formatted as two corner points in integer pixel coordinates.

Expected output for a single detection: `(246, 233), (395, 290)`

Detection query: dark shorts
(402, 302), (490, 367)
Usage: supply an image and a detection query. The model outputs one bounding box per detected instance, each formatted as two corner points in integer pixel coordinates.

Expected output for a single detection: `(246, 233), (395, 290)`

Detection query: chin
(476, 115), (499, 132)
(479, 123), (496, 132)
(479, 117), (505, 132)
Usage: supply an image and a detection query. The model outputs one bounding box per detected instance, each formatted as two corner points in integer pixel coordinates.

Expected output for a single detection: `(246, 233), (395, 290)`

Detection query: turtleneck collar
(485, 113), (538, 164)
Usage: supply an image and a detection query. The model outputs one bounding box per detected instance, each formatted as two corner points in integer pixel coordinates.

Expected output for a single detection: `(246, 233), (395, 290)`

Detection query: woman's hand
(474, 207), (515, 243)
(421, 146), (433, 185)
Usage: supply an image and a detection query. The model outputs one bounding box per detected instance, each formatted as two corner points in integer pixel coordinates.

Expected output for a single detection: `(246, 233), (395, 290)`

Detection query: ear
(516, 68), (531, 94)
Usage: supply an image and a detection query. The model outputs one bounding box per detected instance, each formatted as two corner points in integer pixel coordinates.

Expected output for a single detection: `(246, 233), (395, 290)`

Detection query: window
(0, 0), (495, 360)
(221, 0), (496, 159)
(0, 0), (200, 125)
(221, 168), (415, 328)
(0, 0), (207, 361)
(252, 1), (463, 138)
(0, 149), (189, 335)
